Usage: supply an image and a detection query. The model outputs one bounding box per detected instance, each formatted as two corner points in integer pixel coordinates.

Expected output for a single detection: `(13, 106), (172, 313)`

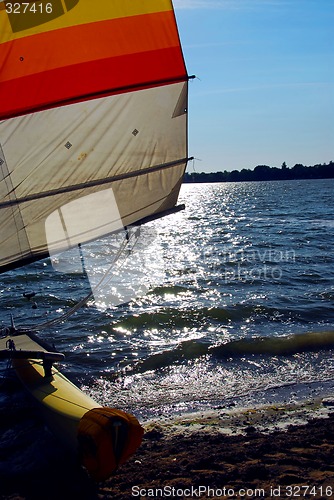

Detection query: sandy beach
(1, 397), (334, 500)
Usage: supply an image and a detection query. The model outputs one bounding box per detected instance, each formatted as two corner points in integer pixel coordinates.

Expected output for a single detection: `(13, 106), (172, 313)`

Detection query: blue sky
(173, 0), (334, 172)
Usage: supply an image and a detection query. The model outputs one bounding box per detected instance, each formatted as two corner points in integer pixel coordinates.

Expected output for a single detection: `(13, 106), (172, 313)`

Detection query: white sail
(0, 0), (190, 272)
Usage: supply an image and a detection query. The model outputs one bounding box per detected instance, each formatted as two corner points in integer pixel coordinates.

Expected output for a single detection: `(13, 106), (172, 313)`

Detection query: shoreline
(131, 377), (334, 426)
(143, 395), (334, 438)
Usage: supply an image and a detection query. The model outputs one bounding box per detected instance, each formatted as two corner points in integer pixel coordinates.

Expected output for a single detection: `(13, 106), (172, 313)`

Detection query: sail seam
(0, 157), (192, 209)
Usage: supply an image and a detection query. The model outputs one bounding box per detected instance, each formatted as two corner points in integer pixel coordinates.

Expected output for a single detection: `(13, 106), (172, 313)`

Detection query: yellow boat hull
(1, 332), (144, 480)
(13, 357), (99, 452)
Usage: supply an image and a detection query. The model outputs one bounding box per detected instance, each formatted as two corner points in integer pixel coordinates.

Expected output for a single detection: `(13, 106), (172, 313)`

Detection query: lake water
(1, 179), (334, 421)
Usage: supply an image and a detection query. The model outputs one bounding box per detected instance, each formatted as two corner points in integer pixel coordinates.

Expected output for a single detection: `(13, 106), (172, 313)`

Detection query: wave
(131, 330), (334, 373)
(212, 330), (334, 357)
(113, 302), (331, 331)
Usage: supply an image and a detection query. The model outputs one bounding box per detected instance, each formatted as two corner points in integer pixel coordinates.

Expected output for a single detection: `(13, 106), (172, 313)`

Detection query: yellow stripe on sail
(0, 0), (173, 43)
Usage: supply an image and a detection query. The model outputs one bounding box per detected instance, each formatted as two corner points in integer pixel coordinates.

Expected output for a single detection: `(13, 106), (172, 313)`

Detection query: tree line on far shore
(183, 161), (334, 183)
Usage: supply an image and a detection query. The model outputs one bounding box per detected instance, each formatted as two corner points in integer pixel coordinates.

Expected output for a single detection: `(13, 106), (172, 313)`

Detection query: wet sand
(1, 398), (334, 499)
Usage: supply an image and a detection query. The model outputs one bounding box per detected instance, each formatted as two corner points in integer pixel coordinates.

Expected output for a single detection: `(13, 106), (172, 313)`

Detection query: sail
(0, 0), (190, 273)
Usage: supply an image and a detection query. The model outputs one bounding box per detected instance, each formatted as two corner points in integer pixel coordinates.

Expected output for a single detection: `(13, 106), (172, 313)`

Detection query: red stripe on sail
(0, 47), (186, 119)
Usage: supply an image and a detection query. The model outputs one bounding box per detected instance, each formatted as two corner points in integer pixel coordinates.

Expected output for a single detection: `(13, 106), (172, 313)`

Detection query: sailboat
(0, 0), (192, 482)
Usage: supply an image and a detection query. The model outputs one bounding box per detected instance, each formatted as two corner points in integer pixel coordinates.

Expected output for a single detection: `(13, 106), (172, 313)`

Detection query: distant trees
(183, 161), (334, 183)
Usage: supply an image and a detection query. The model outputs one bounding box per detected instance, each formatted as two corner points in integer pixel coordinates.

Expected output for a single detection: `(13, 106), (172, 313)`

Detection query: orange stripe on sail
(0, 11), (181, 83)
